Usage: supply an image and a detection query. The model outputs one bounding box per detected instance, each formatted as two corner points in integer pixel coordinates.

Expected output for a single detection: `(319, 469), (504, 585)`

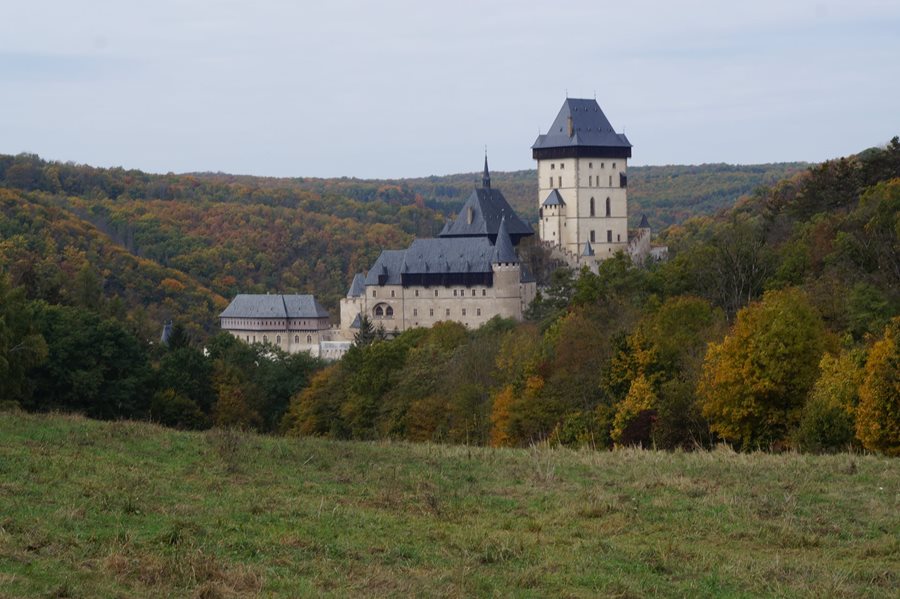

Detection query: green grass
(0, 412), (897, 598)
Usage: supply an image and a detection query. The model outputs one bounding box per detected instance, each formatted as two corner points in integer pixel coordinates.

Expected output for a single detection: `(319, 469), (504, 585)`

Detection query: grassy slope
(0, 413), (897, 598)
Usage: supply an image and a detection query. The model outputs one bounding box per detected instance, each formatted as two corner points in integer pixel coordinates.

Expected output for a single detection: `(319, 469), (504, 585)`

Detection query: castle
(220, 97), (661, 354)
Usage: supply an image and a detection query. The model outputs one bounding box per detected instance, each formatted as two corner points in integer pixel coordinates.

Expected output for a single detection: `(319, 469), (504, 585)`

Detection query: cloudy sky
(2, 0), (899, 178)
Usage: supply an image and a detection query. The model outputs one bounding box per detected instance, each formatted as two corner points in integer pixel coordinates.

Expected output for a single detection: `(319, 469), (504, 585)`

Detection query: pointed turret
(639, 214), (650, 229)
(492, 216), (518, 264)
(582, 239), (595, 257)
(482, 153), (491, 189)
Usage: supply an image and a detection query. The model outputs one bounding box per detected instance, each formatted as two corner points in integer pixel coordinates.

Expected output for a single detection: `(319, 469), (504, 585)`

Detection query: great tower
(533, 98), (632, 260)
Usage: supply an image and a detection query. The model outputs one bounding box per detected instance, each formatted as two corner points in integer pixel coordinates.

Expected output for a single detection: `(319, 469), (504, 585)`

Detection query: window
(372, 290), (376, 297)
(607, 230), (613, 243)
(482, 289), (486, 296)
(588, 175), (592, 186)
(601, 162), (605, 169)
(453, 290), (457, 297)
(391, 290), (395, 297)
(294, 335), (299, 343)
(471, 289), (476, 296)
(462, 308), (467, 316)
(558, 176), (562, 187)
(445, 308), (450, 316)
(609, 175), (612, 186)
(476, 308), (482, 316)
(246, 335), (250, 341)
(606, 197), (611, 217)
(612, 162), (617, 169)
(386, 306), (394, 317)
(375, 306), (384, 316)
(590, 230), (596, 242)
(306, 335), (312, 343)
(276, 335), (281, 344)
(415, 289), (419, 297)
(263, 335), (268, 343)
(617, 233), (621, 242)
(252, 335), (256, 342)
(551, 163), (555, 170)
(560, 163), (564, 169)
(434, 289), (439, 297)
(413, 308), (418, 316)
(429, 308), (434, 316)
(590, 197), (595, 216)
(549, 177), (553, 187)
(589, 162), (593, 168)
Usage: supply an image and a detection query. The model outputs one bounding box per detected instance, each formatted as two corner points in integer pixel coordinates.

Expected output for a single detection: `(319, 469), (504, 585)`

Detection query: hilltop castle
(339, 157), (537, 335)
(220, 97), (661, 355)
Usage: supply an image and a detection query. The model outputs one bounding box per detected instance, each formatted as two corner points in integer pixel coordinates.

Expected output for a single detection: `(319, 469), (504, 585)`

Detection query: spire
(482, 151), (491, 189)
(581, 239), (595, 257)
(639, 214), (650, 229)
(492, 216), (518, 264)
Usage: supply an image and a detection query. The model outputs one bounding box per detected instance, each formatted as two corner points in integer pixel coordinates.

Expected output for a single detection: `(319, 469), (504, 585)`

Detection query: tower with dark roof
(533, 98), (631, 260)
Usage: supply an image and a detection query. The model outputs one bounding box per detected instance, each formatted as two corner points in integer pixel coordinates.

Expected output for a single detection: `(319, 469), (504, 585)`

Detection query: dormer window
(467, 206), (474, 225)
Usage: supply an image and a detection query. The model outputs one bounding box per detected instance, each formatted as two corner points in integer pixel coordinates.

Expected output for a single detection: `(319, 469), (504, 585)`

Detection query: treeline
(283, 139), (899, 454)
(0, 277), (320, 432)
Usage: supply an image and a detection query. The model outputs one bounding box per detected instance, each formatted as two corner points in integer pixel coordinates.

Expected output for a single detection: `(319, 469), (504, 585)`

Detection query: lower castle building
(219, 294), (340, 358)
(340, 158), (537, 335)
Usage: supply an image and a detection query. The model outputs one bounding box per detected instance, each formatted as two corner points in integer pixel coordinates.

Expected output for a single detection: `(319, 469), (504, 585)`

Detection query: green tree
(698, 288), (829, 448)
(796, 351), (864, 452)
(0, 273), (48, 404)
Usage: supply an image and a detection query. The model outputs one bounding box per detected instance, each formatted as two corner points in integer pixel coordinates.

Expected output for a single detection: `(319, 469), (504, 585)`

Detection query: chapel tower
(533, 98), (632, 259)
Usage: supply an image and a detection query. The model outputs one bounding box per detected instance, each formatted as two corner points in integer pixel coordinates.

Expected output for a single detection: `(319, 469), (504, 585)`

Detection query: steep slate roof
(532, 98), (631, 152)
(542, 189), (566, 207)
(403, 237), (496, 274)
(347, 273), (366, 297)
(350, 313), (362, 329)
(639, 214), (650, 229)
(440, 187), (533, 240)
(492, 217), (518, 264)
(582, 240), (595, 257)
(219, 294), (329, 319)
(363, 250), (407, 286)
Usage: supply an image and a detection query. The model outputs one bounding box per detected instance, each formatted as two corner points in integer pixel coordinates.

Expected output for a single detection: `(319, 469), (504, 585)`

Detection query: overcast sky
(2, 1), (899, 178)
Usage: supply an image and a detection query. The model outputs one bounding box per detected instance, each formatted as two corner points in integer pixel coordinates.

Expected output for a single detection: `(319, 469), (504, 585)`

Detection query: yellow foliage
(612, 375), (657, 445)
(489, 385), (515, 447)
(855, 318), (900, 455)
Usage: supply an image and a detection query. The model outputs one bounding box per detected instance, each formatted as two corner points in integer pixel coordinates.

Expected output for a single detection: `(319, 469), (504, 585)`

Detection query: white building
(219, 294), (336, 358)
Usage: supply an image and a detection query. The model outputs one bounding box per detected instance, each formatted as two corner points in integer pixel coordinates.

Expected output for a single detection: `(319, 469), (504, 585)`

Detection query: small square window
(560, 163), (565, 169)
(551, 163), (555, 170)
(589, 162), (593, 168)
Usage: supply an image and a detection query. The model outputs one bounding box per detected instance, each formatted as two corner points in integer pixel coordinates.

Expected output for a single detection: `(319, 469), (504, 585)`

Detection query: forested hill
(195, 162), (808, 228)
(0, 154), (805, 336)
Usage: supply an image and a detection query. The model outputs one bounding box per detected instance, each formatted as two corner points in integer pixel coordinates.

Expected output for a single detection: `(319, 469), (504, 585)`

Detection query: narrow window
(307, 335), (312, 343)
(434, 289), (439, 297)
(609, 175), (612, 186)
(429, 308), (434, 316)
(453, 290), (457, 297)
(372, 290), (376, 297)
(462, 308), (467, 316)
(253, 335), (256, 342)
(276, 335), (281, 344)
(413, 308), (418, 316)
(617, 233), (621, 242)
(601, 162), (605, 169)
(482, 289), (486, 296)
(415, 289), (419, 297)
(375, 306), (383, 316)
(386, 306), (394, 317)
(471, 289), (476, 296)
(612, 162), (616, 169)
(590, 230), (596, 242)
(560, 163), (564, 169)
(551, 163), (555, 170)
(445, 308), (450, 316)
(263, 335), (268, 343)
(549, 177), (553, 187)
(391, 289), (395, 297)
(605, 197), (611, 217)
(558, 176), (562, 187)
(294, 335), (299, 343)
(590, 197), (595, 216)
(607, 230), (613, 243)
(589, 162), (593, 168)
(476, 308), (482, 316)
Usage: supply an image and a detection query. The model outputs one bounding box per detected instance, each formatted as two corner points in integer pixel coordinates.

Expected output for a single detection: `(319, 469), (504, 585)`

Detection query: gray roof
(542, 189), (566, 207)
(347, 273), (366, 297)
(639, 214), (650, 229)
(363, 232), (526, 286)
(219, 294), (329, 319)
(350, 313), (361, 329)
(364, 250), (407, 286)
(532, 98), (631, 151)
(492, 217), (518, 264)
(520, 265), (535, 283)
(582, 240), (595, 257)
(440, 187), (533, 240)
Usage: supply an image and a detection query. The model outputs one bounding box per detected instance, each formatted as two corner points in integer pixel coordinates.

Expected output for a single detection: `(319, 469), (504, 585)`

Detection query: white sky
(2, 0), (899, 177)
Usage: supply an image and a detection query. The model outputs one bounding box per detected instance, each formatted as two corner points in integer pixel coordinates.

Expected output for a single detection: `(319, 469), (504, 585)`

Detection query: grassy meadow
(0, 412), (897, 598)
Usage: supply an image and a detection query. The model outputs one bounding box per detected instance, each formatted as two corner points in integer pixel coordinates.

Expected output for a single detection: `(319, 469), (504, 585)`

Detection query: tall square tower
(533, 98), (632, 259)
